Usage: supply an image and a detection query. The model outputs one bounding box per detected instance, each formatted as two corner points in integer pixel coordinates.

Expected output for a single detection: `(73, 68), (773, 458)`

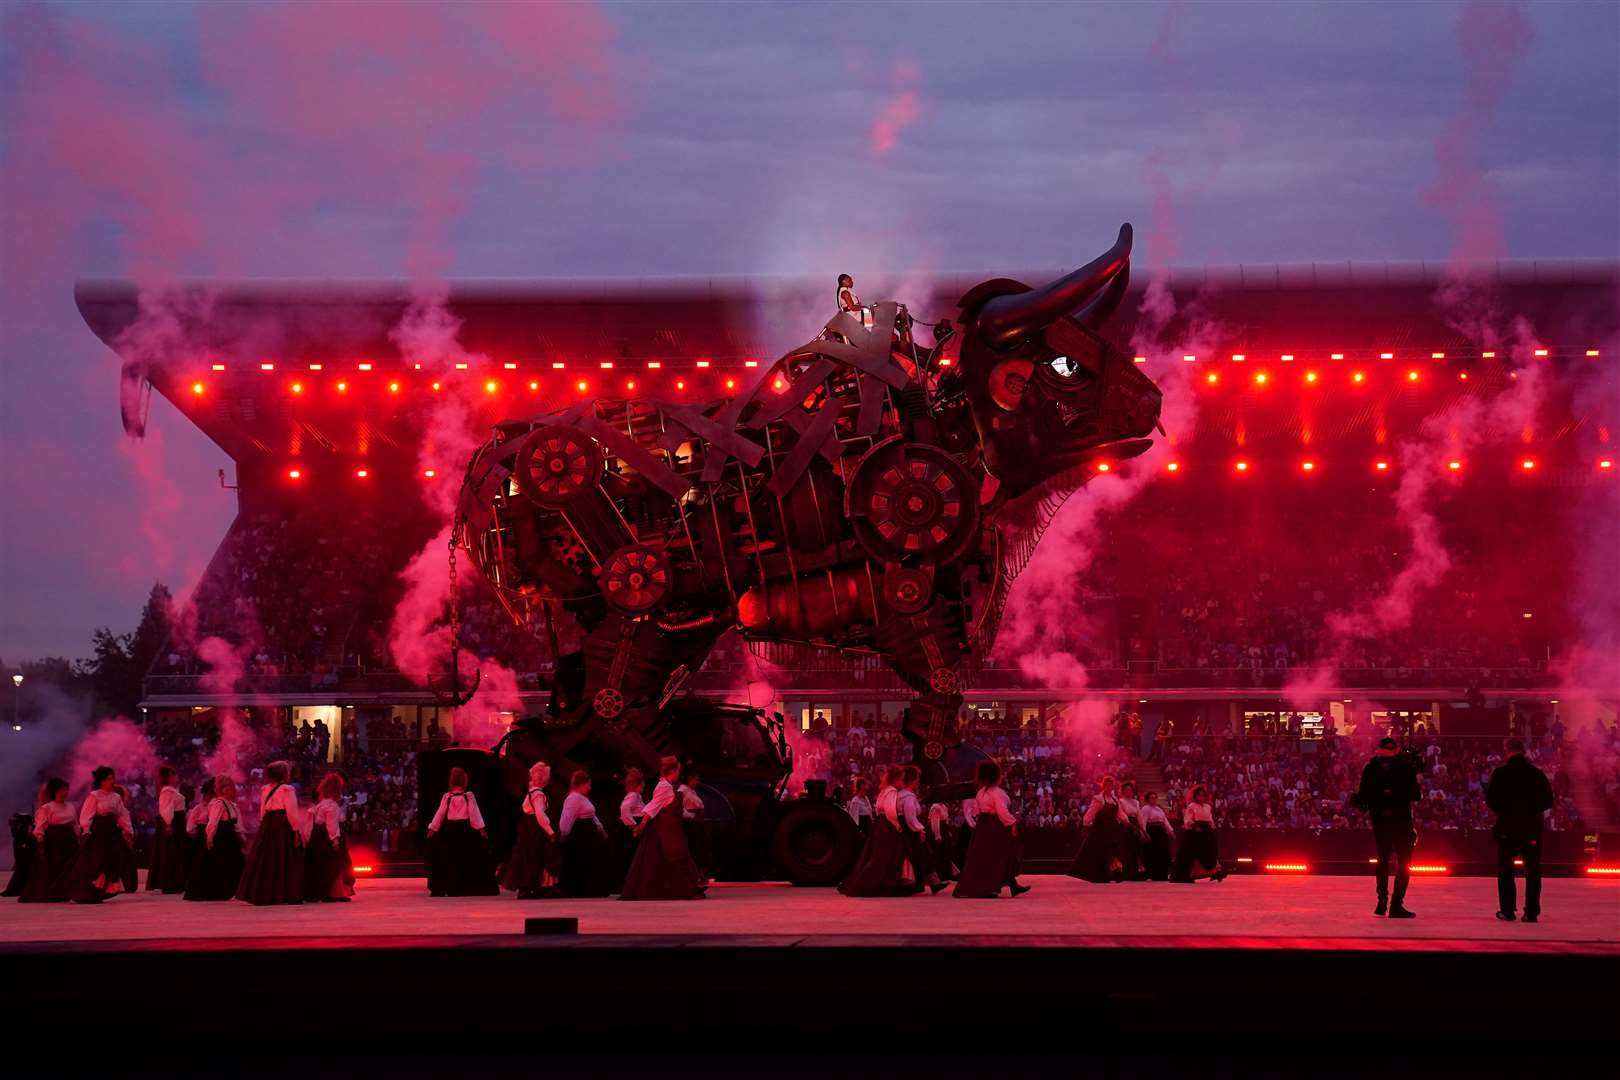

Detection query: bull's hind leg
(874, 610), (967, 763)
(573, 612), (725, 775)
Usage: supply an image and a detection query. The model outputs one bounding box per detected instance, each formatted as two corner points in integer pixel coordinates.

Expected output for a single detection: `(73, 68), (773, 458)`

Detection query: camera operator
(1354, 736), (1422, 919)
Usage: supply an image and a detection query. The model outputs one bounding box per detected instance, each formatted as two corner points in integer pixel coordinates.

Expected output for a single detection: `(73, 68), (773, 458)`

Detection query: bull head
(952, 224), (1162, 500)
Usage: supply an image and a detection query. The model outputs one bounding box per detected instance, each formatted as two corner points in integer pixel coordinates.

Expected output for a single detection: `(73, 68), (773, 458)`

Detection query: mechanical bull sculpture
(454, 224), (1162, 784)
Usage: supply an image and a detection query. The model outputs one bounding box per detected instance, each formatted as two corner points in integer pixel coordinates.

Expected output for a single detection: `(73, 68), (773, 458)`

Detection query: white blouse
(259, 784), (301, 831)
(620, 790), (645, 827)
(522, 789), (556, 837)
(874, 786), (899, 825)
(974, 786), (1017, 827)
(846, 794), (873, 822)
(1183, 801), (1215, 827)
(305, 798), (343, 844)
(678, 783), (705, 820)
(1138, 803), (1173, 833)
(79, 789), (132, 834)
(895, 789), (926, 832)
(642, 779), (677, 821)
(206, 798), (239, 844)
(32, 800), (76, 838)
(927, 802), (950, 840)
(1083, 795), (1128, 827)
(186, 800), (209, 832)
(961, 797), (980, 828)
(560, 792), (604, 838)
(158, 785), (187, 825)
(430, 791), (485, 831)
(1119, 797), (1141, 820)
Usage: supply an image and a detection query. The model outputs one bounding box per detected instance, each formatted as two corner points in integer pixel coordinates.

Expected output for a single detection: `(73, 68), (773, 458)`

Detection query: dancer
(185, 777), (244, 901)
(847, 777), (874, 835)
(1487, 738), (1554, 923)
(185, 779), (214, 855)
(1354, 736), (1420, 918)
(559, 769), (614, 897)
(928, 800), (958, 882)
(303, 773), (355, 902)
(678, 764), (712, 886)
(839, 765), (907, 897)
(620, 756), (705, 901)
(148, 765), (190, 893)
(19, 778), (78, 903)
(1138, 791), (1174, 881)
(956, 790), (977, 873)
(614, 767), (646, 884)
(954, 761), (1029, 898)
(113, 783), (139, 895)
(427, 767), (498, 896)
(5, 783), (46, 898)
(1070, 775), (1129, 883)
(237, 760), (305, 905)
(1170, 784), (1226, 883)
(68, 766), (136, 903)
(896, 766), (945, 894)
(501, 761), (561, 899)
(1117, 780), (1144, 881)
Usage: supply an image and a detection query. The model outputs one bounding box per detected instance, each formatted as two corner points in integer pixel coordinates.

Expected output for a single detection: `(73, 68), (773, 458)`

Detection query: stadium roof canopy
(77, 260), (1619, 469)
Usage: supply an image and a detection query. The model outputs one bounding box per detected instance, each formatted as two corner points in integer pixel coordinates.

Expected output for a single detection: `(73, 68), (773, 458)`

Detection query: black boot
(1374, 898), (1388, 916)
(1387, 904), (1416, 919)
(1009, 881), (1031, 897)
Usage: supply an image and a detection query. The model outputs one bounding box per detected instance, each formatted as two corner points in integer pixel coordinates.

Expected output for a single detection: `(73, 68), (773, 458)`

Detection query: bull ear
(973, 224), (1132, 350)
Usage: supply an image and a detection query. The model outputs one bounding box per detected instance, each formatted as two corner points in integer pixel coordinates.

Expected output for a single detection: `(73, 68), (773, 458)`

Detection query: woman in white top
(1070, 775), (1130, 884)
(896, 766), (945, 894)
(1117, 780), (1144, 882)
(68, 765), (137, 903)
(236, 760), (305, 905)
(846, 777), (874, 835)
(613, 767), (646, 884)
(927, 801), (958, 882)
(677, 765), (712, 885)
(559, 769), (614, 897)
(148, 765), (191, 893)
(427, 767), (497, 896)
(186, 776), (245, 901)
(1138, 791), (1175, 881)
(304, 772), (355, 902)
(620, 756), (704, 901)
(840, 765), (910, 897)
(953, 761), (1029, 898)
(1171, 784), (1226, 883)
(500, 761), (561, 899)
(19, 777), (78, 903)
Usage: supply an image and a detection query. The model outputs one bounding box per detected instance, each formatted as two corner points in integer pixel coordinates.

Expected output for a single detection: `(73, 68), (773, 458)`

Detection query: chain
(447, 514), (464, 675)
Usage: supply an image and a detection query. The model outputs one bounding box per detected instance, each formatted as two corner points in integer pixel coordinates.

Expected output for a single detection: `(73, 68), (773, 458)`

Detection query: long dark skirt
(304, 828), (355, 901)
(1143, 823), (1173, 881)
(610, 819), (640, 887)
(4, 819), (37, 897)
(931, 824), (959, 882)
(1171, 823), (1221, 882)
(148, 817), (191, 893)
(839, 818), (908, 897)
(500, 815), (561, 897)
(185, 821), (244, 901)
(683, 817), (713, 882)
(561, 825), (615, 897)
(899, 825), (934, 889)
(955, 822), (974, 872)
(429, 819), (498, 896)
(620, 808), (704, 901)
(1119, 816), (1143, 881)
(19, 824), (78, 903)
(236, 809), (304, 905)
(954, 815), (1022, 898)
(1069, 814), (1126, 883)
(68, 816), (136, 903)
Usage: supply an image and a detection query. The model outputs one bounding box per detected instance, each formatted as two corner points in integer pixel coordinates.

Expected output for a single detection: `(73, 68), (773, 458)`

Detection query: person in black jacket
(1486, 738), (1554, 923)
(1354, 736), (1422, 919)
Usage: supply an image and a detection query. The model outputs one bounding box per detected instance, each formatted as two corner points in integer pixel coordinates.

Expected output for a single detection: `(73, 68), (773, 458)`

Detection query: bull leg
(578, 613), (725, 775)
(875, 609), (967, 762)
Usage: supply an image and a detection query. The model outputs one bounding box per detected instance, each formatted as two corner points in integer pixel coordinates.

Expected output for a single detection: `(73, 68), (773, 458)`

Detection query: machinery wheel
(846, 439), (980, 565)
(515, 425), (603, 507)
(770, 800), (862, 886)
(599, 544), (672, 614)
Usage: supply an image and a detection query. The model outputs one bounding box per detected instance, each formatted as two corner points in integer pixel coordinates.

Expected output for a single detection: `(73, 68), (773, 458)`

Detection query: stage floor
(4, 873), (1615, 952)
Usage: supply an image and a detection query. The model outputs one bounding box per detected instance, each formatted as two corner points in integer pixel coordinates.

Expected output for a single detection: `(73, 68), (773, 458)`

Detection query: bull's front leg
(875, 610), (967, 763)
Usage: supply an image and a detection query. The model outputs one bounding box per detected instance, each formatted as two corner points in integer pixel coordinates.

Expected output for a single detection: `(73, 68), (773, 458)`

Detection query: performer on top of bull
(836, 273), (861, 316)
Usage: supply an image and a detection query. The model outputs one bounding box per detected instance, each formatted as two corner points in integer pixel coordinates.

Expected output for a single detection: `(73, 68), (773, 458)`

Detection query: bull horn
(975, 223), (1132, 349)
(1075, 254), (1130, 329)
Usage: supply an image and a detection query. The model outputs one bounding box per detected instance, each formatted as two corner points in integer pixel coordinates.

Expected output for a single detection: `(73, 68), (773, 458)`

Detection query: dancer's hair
(659, 755), (680, 778)
(91, 766), (115, 789)
(318, 773), (345, 800)
(976, 761), (1001, 787)
(448, 767), (469, 790)
(158, 765), (178, 786)
(623, 767), (643, 791)
(43, 777), (68, 802)
(570, 770), (591, 790)
(528, 761), (550, 788)
(901, 765), (922, 788)
(265, 760), (290, 784)
(883, 764), (905, 786)
(200, 778), (216, 801)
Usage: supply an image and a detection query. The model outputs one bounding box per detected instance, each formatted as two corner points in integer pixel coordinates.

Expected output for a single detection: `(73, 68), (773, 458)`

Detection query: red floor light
(1234, 460), (1249, 473)
(725, 378), (736, 390)
(431, 381), (441, 391)
(337, 381), (348, 392)
(287, 468), (301, 479)
(485, 381), (497, 393)
(423, 469), (436, 479)
(1264, 862), (1309, 872)
(1448, 460), (1462, 471)
(1601, 459), (1615, 470)
(576, 380), (588, 392)
(1379, 352), (1393, 360)
(1305, 371), (1318, 383)
(647, 361), (661, 369)
(1232, 353), (1246, 362)
(352, 865), (376, 874)
(1586, 865), (1620, 875)
(1533, 348), (1548, 357)
(1300, 460), (1315, 472)
(1352, 372), (1365, 383)
(1410, 865), (1449, 874)
(1206, 372), (1218, 384)
(1235, 856), (1253, 864)
(529, 381), (539, 391)
(1183, 354), (1196, 362)
(1482, 350), (1497, 359)
(1375, 460), (1389, 472)
(1407, 370), (1420, 382)
(1587, 349), (1601, 357)
(355, 469), (368, 479)
(1254, 372), (1268, 385)
(1096, 462), (1111, 473)
(1133, 356), (1147, 364)
(291, 383), (303, 394)
(1166, 461), (1180, 473)
(1521, 459), (1536, 470)
(389, 382), (400, 393)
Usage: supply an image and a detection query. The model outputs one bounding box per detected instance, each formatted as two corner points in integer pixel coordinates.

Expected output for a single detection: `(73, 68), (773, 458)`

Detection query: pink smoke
(870, 58), (922, 157)
(66, 717), (159, 796)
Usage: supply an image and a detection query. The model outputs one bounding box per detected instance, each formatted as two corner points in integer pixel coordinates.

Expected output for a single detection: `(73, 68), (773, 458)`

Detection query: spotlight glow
(1096, 462), (1111, 473)
(1375, 460), (1389, 472)
(1448, 460), (1462, 471)
(1254, 372), (1268, 385)
(1521, 459), (1535, 470)
(576, 380), (588, 392)
(485, 381), (497, 393)
(1305, 371), (1318, 383)
(191, 382), (204, 395)
(1353, 372), (1365, 383)
(388, 382), (399, 393)
(287, 468), (301, 479)
(1206, 371), (1219, 384)
(291, 383), (303, 394)
(337, 381), (348, 392)
(1166, 462), (1180, 473)
(1234, 460), (1249, 473)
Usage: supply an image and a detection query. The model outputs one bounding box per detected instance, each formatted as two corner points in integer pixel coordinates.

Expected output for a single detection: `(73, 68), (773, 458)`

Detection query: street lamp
(10, 673), (20, 732)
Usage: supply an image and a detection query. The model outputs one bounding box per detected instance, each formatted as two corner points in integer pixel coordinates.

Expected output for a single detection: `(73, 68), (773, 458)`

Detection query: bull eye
(1049, 355), (1079, 378)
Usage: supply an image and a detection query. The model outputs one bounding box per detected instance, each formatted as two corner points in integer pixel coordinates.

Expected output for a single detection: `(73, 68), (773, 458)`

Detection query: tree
(82, 583), (173, 719)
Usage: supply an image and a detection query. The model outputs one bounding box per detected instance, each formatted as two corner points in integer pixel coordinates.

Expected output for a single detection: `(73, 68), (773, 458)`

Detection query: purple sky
(1, 0), (1616, 661)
